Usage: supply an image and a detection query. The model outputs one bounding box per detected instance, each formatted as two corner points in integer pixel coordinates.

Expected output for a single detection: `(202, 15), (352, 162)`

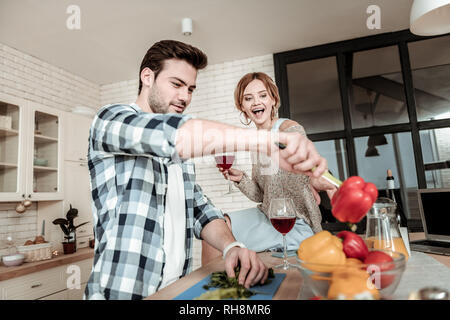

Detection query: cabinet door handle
(79, 163), (85, 167)
(79, 158), (85, 161)
(79, 230), (86, 233)
(31, 283), (42, 288)
(79, 241), (86, 245)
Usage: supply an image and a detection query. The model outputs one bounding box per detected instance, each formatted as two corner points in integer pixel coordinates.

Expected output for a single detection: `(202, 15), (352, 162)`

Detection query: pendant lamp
(410, 0), (450, 35)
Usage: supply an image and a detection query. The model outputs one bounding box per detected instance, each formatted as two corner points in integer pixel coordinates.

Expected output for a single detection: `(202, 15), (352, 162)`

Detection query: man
(84, 40), (327, 300)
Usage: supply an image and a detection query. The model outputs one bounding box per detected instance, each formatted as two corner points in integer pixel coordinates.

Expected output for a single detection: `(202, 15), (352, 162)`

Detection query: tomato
(364, 251), (395, 289)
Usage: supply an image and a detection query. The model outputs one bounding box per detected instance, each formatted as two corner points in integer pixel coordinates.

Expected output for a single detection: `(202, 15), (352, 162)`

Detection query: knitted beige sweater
(235, 125), (323, 233)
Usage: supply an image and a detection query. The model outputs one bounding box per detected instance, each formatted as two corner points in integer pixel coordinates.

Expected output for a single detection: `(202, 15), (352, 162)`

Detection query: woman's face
(241, 79), (275, 126)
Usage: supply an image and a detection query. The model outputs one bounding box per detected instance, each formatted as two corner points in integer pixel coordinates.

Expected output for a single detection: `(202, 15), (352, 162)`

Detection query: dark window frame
(274, 29), (450, 230)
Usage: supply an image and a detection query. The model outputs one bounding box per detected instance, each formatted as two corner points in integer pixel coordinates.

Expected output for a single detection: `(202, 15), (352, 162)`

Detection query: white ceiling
(0, 0), (414, 85)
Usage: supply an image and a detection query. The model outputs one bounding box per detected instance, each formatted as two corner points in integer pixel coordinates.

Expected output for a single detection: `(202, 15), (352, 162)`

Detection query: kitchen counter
(0, 247), (94, 281)
(146, 233), (450, 300)
(145, 252), (302, 300)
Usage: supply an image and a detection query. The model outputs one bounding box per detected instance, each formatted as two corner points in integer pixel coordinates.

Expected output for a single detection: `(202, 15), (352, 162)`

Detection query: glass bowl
(294, 249), (406, 300)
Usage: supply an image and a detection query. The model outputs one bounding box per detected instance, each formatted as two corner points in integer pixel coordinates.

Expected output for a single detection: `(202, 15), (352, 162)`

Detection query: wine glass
(215, 153), (237, 194)
(268, 198), (297, 270)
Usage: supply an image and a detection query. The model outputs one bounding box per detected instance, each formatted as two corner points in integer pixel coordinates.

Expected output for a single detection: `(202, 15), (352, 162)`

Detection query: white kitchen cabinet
(1, 266), (65, 300)
(39, 289), (68, 300)
(63, 159), (94, 238)
(1, 258), (93, 300)
(63, 111), (95, 238)
(0, 92), (64, 202)
(64, 112), (93, 162)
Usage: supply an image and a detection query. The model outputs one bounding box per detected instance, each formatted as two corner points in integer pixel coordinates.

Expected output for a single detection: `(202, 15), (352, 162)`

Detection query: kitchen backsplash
(0, 202), (38, 257)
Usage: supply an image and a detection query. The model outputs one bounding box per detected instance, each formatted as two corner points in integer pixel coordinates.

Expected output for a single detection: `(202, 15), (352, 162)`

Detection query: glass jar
(365, 197), (409, 260)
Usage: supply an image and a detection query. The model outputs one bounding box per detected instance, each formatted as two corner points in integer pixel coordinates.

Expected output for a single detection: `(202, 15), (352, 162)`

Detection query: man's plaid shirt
(84, 103), (225, 300)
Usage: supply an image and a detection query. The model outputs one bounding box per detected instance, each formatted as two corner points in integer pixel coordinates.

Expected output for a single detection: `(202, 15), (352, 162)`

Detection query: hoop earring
(239, 111), (251, 126)
(271, 107), (276, 120)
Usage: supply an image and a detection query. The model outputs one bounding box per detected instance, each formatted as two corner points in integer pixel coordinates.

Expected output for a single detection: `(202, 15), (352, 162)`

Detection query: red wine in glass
(215, 155), (234, 170)
(215, 154), (236, 194)
(270, 217), (296, 235)
(268, 198), (296, 270)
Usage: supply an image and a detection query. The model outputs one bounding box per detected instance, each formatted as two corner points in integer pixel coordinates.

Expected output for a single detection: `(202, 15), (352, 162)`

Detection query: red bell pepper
(364, 250), (395, 289)
(331, 176), (378, 224)
(337, 231), (369, 261)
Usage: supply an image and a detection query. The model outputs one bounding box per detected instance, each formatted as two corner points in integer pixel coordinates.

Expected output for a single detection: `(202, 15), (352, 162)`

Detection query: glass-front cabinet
(0, 93), (63, 201)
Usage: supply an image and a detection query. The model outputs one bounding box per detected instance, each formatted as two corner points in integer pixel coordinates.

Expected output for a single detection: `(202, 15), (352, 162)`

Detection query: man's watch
(222, 241), (246, 259)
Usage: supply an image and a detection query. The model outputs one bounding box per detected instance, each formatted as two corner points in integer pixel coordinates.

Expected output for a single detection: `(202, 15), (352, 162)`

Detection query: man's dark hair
(138, 40), (208, 94)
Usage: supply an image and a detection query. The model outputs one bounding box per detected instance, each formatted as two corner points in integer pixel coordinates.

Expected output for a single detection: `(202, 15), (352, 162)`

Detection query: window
(314, 139), (348, 182)
(287, 56), (344, 134)
(420, 128), (450, 188)
(408, 37), (450, 122)
(275, 30), (450, 230)
(351, 46), (409, 128)
(354, 132), (418, 220)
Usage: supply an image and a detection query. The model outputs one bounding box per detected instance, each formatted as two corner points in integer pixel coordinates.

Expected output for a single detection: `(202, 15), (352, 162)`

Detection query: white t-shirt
(159, 163), (186, 289)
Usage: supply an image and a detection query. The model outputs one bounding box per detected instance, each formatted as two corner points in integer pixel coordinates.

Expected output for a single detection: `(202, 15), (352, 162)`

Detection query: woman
(201, 72), (336, 265)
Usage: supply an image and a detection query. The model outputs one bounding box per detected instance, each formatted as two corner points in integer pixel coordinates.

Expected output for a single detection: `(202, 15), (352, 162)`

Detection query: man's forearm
(200, 218), (236, 253)
(175, 119), (273, 159)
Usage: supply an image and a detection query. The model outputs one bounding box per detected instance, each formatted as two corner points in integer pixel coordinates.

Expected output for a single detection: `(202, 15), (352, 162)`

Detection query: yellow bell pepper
(327, 267), (380, 300)
(297, 231), (346, 273)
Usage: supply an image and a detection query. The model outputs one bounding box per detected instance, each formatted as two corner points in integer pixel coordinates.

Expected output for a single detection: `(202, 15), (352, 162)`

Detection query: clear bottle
(365, 197), (409, 260)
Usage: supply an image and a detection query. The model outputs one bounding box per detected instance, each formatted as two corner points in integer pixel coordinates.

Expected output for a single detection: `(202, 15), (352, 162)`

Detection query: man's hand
(274, 132), (327, 178)
(224, 247), (268, 288)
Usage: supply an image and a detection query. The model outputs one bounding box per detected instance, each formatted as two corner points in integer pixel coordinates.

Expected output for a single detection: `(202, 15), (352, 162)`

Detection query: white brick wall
(0, 202), (38, 257)
(100, 79), (139, 106)
(0, 43), (100, 112)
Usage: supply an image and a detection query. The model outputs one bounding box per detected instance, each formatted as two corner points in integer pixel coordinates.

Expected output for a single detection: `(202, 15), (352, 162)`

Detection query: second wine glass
(269, 198), (297, 270)
(215, 153), (237, 194)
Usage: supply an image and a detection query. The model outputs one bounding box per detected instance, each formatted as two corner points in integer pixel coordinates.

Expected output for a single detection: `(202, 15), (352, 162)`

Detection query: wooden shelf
(0, 248), (94, 281)
(34, 134), (58, 144)
(0, 162), (18, 169)
(33, 166), (58, 173)
(0, 127), (19, 137)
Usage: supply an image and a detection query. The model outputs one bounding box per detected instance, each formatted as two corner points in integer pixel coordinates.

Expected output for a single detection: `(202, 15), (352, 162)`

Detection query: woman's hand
(217, 166), (244, 183)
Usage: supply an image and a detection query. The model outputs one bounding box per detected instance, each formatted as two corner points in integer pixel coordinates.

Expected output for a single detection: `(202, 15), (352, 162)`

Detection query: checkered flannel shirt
(84, 103), (225, 300)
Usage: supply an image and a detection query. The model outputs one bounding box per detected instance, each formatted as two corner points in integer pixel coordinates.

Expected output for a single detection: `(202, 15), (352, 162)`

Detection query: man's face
(147, 59), (198, 114)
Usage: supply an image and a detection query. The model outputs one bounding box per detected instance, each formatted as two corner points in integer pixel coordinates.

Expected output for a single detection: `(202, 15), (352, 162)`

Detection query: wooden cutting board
(173, 273), (286, 300)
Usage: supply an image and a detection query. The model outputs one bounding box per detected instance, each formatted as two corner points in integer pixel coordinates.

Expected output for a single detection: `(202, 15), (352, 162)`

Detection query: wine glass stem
(283, 234), (288, 267)
(228, 177), (233, 193)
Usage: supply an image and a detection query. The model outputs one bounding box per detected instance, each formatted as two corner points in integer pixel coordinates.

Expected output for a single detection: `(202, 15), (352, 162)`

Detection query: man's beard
(147, 85), (169, 114)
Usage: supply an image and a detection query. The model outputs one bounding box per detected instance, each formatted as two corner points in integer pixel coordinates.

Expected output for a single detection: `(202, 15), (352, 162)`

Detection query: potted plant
(52, 204), (89, 254)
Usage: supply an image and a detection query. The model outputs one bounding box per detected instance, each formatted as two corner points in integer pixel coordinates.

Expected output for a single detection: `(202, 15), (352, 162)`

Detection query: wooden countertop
(0, 247), (94, 281)
(146, 233), (450, 300)
(146, 252), (302, 300)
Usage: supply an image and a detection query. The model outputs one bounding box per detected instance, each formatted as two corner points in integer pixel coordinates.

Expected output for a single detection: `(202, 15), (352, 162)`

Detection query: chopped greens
(195, 266), (275, 300)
